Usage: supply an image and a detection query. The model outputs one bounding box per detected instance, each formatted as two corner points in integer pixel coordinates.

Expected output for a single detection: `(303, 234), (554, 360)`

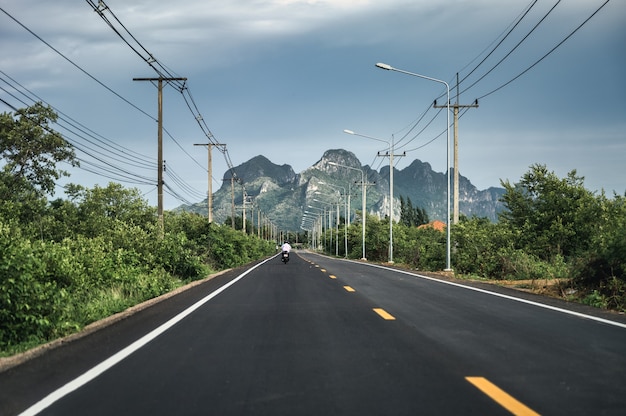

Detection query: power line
(477, 0), (611, 100)
(459, 0), (563, 98)
(86, 0), (241, 182)
(0, 5), (206, 205)
(1, 72), (156, 185)
(0, 6), (154, 121)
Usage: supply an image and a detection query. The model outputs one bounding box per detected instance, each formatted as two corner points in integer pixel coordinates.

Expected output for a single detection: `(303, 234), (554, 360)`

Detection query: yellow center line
(373, 308), (396, 320)
(343, 286), (355, 292)
(465, 377), (540, 416)
(320, 268), (326, 273)
(329, 275), (337, 279)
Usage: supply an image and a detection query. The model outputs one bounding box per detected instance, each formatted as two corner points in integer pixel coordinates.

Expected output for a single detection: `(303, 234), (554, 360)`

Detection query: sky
(1, 0), (625, 210)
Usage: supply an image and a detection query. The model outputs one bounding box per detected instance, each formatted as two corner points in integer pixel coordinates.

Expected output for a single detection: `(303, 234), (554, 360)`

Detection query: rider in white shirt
(281, 241), (292, 253)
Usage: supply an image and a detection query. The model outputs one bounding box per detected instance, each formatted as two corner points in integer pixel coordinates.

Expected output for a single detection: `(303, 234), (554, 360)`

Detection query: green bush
(395, 226), (446, 271)
(0, 223), (60, 347)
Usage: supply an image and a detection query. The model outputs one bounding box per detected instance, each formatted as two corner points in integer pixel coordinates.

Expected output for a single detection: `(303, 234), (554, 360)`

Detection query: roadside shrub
(396, 226), (446, 271)
(0, 223), (60, 348)
(497, 249), (568, 281)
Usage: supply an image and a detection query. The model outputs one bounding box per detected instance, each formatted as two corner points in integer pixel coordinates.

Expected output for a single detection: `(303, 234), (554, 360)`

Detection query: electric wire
(476, 0), (611, 100)
(390, 0), (611, 158)
(1, 5), (206, 204)
(458, 0), (540, 93)
(0, 6), (154, 121)
(458, 0), (563, 98)
(0, 73), (157, 184)
(86, 0), (239, 181)
(0, 87), (154, 186)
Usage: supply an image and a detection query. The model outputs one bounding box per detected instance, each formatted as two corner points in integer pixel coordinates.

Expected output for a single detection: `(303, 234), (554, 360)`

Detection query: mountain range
(178, 149), (506, 231)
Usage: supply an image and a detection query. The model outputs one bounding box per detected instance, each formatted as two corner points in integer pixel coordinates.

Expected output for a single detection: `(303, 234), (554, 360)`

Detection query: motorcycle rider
(281, 241), (292, 254)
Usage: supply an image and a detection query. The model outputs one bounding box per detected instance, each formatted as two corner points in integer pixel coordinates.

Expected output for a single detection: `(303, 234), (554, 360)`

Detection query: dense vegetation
(0, 104), (275, 355)
(315, 164), (625, 311)
(1, 103), (624, 357)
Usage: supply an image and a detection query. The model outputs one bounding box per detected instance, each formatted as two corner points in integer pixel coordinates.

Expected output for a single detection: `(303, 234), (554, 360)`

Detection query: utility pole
(354, 178), (376, 260)
(194, 143), (225, 223)
(133, 76), (187, 234)
(222, 175), (240, 228)
(241, 185), (247, 233)
(434, 73), (478, 224)
(376, 134), (405, 263)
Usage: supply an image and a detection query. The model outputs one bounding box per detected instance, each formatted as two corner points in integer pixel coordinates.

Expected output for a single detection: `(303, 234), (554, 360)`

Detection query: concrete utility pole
(434, 73), (478, 224)
(377, 134), (405, 264)
(194, 143), (225, 223)
(222, 176), (238, 228)
(241, 185), (247, 233)
(133, 76), (187, 233)
(355, 178), (376, 260)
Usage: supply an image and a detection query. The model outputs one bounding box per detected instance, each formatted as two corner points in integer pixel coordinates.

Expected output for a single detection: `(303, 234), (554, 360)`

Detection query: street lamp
(314, 196), (339, 256)
(317, 184), (348, 258)
(344, 129), (403, 264)
(305, 207), (325, 251)
(328, 161), (367, 260)
(375, 62), (452, 271)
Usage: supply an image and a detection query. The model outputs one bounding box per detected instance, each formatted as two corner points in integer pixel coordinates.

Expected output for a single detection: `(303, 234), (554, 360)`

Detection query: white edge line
(19, 256), (275, 416)
(314, 254), (626, 330)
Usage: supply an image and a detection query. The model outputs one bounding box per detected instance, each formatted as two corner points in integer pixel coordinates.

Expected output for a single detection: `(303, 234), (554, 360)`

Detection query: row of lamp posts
(302, 63), (452, 272)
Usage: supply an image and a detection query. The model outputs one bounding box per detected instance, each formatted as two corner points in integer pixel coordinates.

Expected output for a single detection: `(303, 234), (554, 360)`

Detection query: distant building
(417, 220), (446, 232)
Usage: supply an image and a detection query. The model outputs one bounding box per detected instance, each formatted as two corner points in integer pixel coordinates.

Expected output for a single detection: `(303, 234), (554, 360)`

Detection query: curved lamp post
(343, 129), (400, 264)
(375, 62), (452, 271)
(328, 161), (367, 260)
(317, 184), (348, 258)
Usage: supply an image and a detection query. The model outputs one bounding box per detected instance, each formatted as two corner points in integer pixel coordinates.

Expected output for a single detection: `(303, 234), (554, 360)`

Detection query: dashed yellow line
(466, 377), (540, 416)
(373, 308), (395, 320)
(343, 286), (355, 292)
(329, 274), (337, 279)
(320, 268), (326, 273)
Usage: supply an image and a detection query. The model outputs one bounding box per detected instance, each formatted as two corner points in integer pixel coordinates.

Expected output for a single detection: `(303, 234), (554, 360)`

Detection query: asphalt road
(2, 251), (626, 415)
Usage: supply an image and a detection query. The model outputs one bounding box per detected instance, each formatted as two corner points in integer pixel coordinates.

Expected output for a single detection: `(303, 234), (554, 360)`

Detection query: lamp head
(375, 62), (392, 70)
(343, 129), (355, 135)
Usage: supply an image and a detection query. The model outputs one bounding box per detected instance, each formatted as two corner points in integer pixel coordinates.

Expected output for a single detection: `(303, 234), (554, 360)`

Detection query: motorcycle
(281, 251), (290, 264)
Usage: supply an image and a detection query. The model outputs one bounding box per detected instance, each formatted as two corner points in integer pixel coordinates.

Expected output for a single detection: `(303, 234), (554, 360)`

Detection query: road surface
(2, 250), (626, 415)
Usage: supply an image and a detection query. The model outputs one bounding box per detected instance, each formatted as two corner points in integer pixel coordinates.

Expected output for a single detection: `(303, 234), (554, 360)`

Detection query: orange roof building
(417, 220), (446, 232)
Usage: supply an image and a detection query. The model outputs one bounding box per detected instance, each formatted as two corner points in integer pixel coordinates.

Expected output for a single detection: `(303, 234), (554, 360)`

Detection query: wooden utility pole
(434, 73), (478, 224)
(222, 176), (239, 228)
(133, 76), (187, 233)
(194, 143), (225, 223)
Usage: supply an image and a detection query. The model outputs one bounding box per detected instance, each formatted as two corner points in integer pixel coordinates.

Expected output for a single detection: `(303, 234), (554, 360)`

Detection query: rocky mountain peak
(180, 149), (505, 230)
(222, 155), (296, 187)
(310, 149), (363, 173)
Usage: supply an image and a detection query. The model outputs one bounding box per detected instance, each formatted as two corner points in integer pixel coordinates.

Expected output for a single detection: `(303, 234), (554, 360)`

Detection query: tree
(0, 103), (78, 196)
(62, 183), (156, 238)
(399, 195), (429, 227)
(499, 164), (599, 259)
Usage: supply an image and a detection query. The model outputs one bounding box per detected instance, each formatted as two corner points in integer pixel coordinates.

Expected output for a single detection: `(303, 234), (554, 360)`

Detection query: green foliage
(399, 196), (429, 227)
(497, 165), (625, 309)
(0, 102), (78, 196)
(394, 225), (445, 270)
(581, 290), (608, 309)
(2, 105), (625, 354)
(0, 223), (59, 347)
(0, 105), (277, 354)
(452, 217), (512, 278)
(499, 164), (599, 259)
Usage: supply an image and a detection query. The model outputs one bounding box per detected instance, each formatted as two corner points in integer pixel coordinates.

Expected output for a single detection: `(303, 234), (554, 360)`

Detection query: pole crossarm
(434, 73), (479, 225)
